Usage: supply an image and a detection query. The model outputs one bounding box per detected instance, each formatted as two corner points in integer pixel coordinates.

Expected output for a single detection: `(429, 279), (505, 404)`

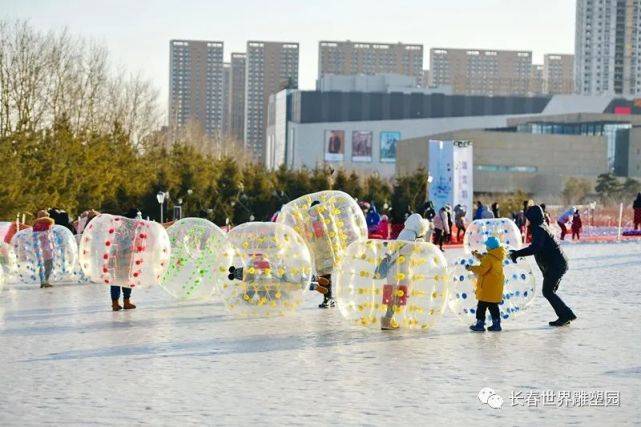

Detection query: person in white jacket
(432, 206), (450, 251)
(379, 213), (431, 330)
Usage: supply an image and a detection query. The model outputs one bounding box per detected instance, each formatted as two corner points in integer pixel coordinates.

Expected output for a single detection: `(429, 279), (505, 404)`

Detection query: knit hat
(485, 236), (501, 250)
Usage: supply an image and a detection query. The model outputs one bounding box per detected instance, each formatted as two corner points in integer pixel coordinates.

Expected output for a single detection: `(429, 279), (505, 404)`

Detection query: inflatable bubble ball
(448, 255), (536, 323)
(464, 218), (522, 254)
(79, 214), (170, 288)
(333, 240), (449, 330)
(277, 190), (367, 276)
(0, 241), (17, 282)
(12, 225), (77, 284)
(159, 218), (232, 300)
(220, 222), (312, 317)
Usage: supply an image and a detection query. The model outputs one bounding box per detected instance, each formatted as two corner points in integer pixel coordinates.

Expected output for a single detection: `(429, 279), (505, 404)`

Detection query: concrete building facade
(222, 63), (231, 136)
(245, 41), (299, 162)
(544, 54), (575, 94)
(318, 41), (423, 85)
(230, 52), (246, 143)
(430, 48), (533, 96)
(266, 87), (634, 176)
(396, 130), (609, 199)
(575, 0), (641, 96)
(168, 39), (224, 136)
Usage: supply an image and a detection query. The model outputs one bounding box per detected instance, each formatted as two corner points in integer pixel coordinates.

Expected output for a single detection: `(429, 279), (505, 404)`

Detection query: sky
(3, 0), (576, 108)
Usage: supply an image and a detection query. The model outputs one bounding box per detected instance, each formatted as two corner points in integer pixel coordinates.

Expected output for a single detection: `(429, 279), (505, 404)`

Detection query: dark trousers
(39, 259), (53, 285)
(456, 225), (466, 243)
(572, 230), (580, 240)
(476, 301), (500, 321)
(434, 229), (445, 249)
(558, 221), (568, 240)
(110, 286), (132, 300)
(542, 266), (574, 319)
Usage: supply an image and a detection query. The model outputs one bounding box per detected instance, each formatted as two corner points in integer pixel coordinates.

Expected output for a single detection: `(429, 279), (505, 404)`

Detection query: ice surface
(0, 242), (640, 425)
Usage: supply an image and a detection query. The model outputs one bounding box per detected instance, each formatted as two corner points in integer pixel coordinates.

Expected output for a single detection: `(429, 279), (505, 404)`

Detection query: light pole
(156, 191), (166, 223)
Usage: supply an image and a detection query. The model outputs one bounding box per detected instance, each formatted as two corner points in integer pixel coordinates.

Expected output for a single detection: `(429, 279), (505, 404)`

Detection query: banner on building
(428, 140), (473, 220)
(351, 131), (372, 162)
(324, 130), (345, 161)
(380, 131), (400, 162)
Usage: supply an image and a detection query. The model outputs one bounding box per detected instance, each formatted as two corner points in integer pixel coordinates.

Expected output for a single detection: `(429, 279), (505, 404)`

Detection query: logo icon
(478, 387), (503, 409)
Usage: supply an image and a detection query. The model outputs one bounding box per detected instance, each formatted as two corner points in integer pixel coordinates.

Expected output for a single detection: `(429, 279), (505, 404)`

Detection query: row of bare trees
(0, 20), (160, 145)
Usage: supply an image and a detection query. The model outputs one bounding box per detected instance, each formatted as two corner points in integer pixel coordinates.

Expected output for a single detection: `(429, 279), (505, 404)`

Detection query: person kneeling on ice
(510, 205), (576, 327)
(466, 236), (505, 332)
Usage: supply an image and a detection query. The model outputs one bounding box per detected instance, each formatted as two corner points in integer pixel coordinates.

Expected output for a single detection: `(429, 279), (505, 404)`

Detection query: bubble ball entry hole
(218, 222), (313, 317)
(79, 214), (170, 288)
(449, 218), (536, 323)
(333, 239), (449, 330)
(159, 218), (231, 300)
(12, 225), (78, 284)
(277, 190), (367, 276)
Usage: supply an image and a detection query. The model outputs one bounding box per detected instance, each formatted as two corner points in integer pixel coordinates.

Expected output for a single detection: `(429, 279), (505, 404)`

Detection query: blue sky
(3, 0), (576, 105)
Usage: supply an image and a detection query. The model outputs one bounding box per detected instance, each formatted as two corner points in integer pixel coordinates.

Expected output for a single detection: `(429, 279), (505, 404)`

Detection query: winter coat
(558, 209), (574, 224)
(634, 194), (641, 224)
(32, 217), (54, 233)
(433, 209), (450, 234)
(422, 202), (436, 221)
(397, 213), (430, 241)
(513, 206), (568, 275)
(469, 246), (506, 304)
(366, 204), (381, 231)
(377, 215), (390, 239)
(572, 214), (582, 232)
(454, 204), (467, 228)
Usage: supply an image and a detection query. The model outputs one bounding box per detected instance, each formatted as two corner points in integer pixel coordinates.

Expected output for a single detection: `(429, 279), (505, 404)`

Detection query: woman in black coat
(511, 205), (577, 327)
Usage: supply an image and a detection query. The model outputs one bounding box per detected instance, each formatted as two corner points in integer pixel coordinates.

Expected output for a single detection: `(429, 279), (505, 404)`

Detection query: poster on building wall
(351, 131), (373, 162)
(380, 131), (400, 162)
(324, 130), (345, 161)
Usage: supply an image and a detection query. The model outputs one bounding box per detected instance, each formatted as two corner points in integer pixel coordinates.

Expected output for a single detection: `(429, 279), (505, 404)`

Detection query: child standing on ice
(571, 209), (582, 240)
(380, 213), (430, 330)
(466, 236), (506, 332)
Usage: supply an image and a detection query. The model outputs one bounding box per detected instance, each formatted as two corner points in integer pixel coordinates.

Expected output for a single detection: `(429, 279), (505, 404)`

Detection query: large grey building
(575, 0), (641, 96)
(318, 41), (424, 85)
(430, 48), (533, 96)
(230, 52), (246, 142)
(168, 39), (224, 136)
(222, 62), (231, 136)
(245, 41), (299, 162)
(266, 80), (637, 177)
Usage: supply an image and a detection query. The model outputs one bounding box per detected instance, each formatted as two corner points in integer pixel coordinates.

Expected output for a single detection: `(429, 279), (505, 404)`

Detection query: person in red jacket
(32, 210), (55, 288)
(571, 209), (582, 240)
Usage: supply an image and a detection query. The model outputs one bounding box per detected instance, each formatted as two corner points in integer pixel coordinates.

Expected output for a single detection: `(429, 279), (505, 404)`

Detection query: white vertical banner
(429, 140), (473, 218)
(428, 140), (454, 210)
(452, 140), (473, 221)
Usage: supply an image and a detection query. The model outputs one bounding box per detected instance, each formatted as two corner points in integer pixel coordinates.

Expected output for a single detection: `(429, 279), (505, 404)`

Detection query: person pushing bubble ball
(510, 205), (577, 327)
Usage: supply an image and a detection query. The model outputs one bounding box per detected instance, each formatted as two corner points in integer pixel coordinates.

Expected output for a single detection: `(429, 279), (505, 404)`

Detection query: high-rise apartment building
(245, 41), (299, 162)
(230, 53), (246, 142)
(430, 48), (533, 96)
(530, 64), (544, 95)
(575, 0), (641, 95)
(168, 39), (224, 136)
(222, 63), (231, 136)
(318, 41), (423, 85)
(544, 54), (574, 94)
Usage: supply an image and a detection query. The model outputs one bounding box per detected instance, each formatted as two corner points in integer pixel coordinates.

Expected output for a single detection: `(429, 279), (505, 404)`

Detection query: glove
(509, 250), (518, 264)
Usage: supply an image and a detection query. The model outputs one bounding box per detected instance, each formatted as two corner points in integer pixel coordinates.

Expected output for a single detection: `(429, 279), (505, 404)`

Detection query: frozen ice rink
(1, 242), (640, 425)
